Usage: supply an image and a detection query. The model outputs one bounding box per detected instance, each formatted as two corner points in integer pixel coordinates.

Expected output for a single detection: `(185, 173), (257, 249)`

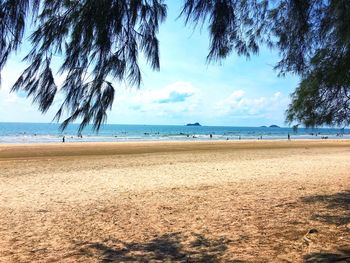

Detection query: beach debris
(37, 209), (50, 213)
(307, 229), (318, 234)
(303, 228), (319, 246)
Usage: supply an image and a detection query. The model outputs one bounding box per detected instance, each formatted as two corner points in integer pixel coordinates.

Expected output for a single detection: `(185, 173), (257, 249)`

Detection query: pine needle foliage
(181, 0), (350, 127)
(1, 0), (166, 131)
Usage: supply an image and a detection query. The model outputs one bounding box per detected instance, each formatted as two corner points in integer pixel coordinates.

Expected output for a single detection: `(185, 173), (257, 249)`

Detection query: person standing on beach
(62, 136), (65, 143)
(288, 133), (290, 140)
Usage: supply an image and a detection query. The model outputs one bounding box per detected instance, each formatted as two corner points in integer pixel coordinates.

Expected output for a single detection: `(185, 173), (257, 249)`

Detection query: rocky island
(186, 122), (201, 126)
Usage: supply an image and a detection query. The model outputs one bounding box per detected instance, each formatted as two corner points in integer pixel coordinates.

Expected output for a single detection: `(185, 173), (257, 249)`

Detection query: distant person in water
(288, 133), (290, 140)
(239, 136), (241, 140)
(210, 134), (213, 139)
(62, 136), (65, 143)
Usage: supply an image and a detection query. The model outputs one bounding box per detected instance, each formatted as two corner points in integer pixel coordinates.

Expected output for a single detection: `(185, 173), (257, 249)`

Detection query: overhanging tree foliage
(1, 0), (166, 131)
(285, 1), (350, 127)
(0, 0), (349, 130)
(182, 0), (350, 127)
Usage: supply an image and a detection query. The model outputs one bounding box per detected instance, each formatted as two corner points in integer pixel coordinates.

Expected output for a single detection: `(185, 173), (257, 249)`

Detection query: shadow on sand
(76, 232), (245, 262)
(304, 248), (350, 262)
(73, 191), (350, 262)
(301, 190), (350, 262)
(301, 190), (350, 226)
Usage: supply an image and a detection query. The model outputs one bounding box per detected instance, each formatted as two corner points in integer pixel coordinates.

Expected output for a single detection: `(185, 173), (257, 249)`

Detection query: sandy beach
(0, 140), (349, 262)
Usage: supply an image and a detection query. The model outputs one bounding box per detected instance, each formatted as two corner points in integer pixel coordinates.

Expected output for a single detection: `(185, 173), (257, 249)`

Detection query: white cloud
(215, 90), (290, 119)
(229, 90), (245, 99)
(126, 82), (198, 113)
(132, 82), (195, 103)
(107, 82), (292, 126)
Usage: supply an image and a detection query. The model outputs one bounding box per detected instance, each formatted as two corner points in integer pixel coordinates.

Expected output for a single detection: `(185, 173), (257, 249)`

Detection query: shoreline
(1, 123), (349, 144)
(0, 139), (349, 159)
(1, 135), (349, 144)
(1, 136), (350, 143)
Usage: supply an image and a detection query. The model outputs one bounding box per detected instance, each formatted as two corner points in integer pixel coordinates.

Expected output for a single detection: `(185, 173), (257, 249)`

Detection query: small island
(186, 122), (201, 126)
(269, 125), (280, 128)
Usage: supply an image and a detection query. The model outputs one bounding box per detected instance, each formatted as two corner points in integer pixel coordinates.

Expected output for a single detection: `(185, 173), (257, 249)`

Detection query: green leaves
(284, 1), (350, 127)
(0, 0), (31, 83)
(56, 80), (115, 132)
(182, 0), (350, 127)
(286, 44), (350, 127)
(181, 0), (268, 61)
(286, 76), (350, 128)
(12, 55), (57, 113)
(2, 0), (167, 131)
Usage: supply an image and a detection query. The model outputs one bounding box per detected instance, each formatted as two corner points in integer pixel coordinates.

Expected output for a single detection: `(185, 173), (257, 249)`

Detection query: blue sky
(0, 1), (300, 127)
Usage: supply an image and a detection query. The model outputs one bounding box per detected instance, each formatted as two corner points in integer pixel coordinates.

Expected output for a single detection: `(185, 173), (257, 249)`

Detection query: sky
(0, 1), (300, 127)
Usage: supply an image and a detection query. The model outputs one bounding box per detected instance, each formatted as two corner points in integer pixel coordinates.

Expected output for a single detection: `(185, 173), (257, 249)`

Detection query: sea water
(0, 122), (349, 144)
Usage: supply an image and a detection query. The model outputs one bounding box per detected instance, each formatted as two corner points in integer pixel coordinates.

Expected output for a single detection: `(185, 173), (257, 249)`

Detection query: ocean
(0, 122), (349, 144)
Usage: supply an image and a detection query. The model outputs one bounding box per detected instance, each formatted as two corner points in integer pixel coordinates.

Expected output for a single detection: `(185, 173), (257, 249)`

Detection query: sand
(0, 140), (349, 262)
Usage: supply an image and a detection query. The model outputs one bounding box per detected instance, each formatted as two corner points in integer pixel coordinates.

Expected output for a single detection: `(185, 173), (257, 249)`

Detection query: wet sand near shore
(0, 140), (350, 262)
